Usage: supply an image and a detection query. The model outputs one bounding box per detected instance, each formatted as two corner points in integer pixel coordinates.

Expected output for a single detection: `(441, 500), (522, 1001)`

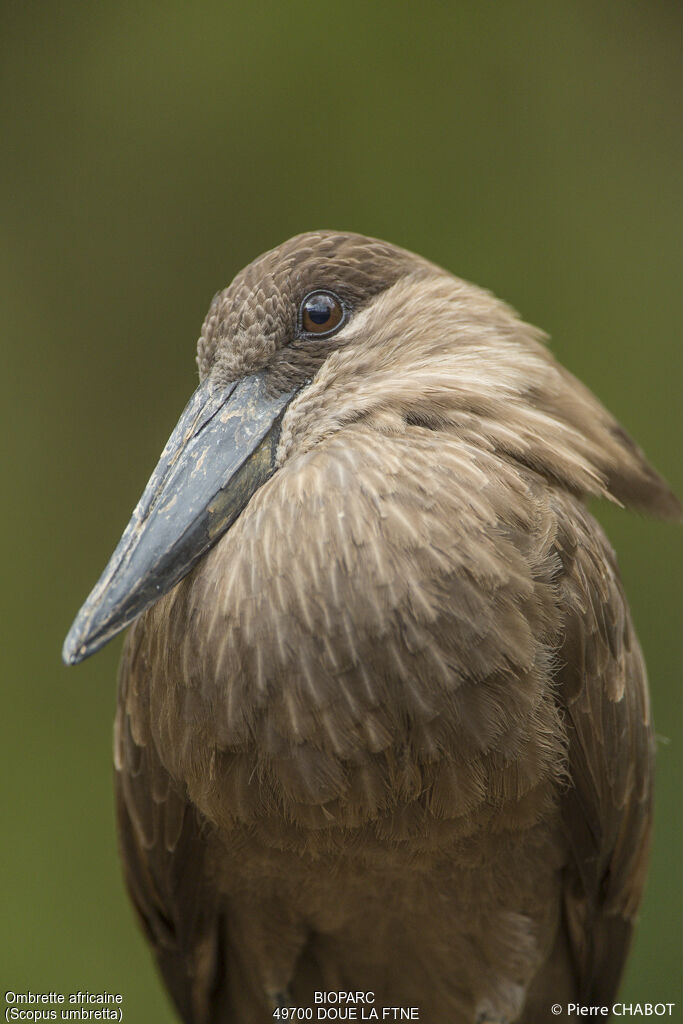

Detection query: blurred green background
(2, 0), (681, 1017)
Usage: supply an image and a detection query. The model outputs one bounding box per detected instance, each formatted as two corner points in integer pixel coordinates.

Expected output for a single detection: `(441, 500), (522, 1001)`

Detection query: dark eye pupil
(307, 297), (333, 324)
(301, 291), (344, 335)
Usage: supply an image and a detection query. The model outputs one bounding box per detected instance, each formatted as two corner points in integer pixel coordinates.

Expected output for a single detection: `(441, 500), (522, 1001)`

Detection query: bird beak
(62, 371), (296, 665)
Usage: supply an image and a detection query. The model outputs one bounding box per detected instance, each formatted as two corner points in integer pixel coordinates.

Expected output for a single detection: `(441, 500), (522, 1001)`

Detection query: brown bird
(63, 232), (679, 1023)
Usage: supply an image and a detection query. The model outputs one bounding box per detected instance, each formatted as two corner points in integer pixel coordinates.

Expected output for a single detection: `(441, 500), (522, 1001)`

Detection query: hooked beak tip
(62, 624), (89, 665)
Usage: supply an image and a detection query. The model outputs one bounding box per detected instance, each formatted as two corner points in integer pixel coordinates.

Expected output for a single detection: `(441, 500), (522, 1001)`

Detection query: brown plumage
(67, 232), (680, 1022)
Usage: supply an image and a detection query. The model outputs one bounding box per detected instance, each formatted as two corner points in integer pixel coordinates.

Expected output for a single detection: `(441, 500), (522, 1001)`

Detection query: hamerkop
(63, 232), (680, 1023)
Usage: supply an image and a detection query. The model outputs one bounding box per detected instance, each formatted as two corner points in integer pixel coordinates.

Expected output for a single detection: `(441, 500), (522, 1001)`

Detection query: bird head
(63, 231), (679, 665)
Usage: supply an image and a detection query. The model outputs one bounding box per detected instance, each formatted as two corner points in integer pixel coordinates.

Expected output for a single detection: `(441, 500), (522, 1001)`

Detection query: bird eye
(300, 291), (345, 336)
